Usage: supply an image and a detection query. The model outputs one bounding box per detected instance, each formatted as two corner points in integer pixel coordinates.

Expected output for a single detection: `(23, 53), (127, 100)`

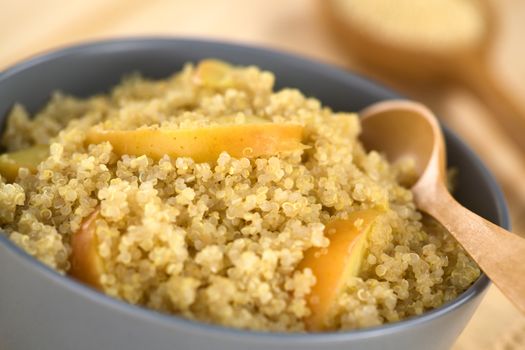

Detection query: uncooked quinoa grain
(0, 60), (479, 332)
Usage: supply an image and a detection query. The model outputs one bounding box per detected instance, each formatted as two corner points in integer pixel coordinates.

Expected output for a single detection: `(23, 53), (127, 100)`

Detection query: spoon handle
(417, 183), (525, 314)
(458, 55), (525, 152)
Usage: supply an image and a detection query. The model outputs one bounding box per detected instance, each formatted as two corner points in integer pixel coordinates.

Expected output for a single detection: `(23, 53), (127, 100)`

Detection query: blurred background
(1, 0), (524, 348)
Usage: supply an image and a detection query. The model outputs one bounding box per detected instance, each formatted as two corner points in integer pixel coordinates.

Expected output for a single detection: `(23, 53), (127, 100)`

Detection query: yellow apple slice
(69, 209), (103, 290)
(85, 123), (304, 163)
(297, 209), (381, 331)
(0, 145), (49, 182)
(193, 59), (234, 88)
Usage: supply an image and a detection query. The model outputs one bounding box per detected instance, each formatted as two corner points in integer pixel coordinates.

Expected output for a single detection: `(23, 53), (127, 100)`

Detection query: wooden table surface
(1, 1), (524, 349)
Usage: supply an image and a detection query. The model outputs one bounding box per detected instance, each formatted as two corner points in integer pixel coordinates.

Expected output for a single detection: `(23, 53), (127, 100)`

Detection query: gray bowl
(0, 38), (508, 350)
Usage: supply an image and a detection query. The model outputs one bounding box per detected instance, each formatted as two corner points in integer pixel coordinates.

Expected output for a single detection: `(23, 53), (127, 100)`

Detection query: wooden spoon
(359, 99), (525, 314)
(323, 0), (525, 152)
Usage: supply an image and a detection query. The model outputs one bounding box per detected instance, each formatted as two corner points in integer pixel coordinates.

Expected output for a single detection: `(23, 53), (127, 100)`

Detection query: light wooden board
(1, 1), (524, 348)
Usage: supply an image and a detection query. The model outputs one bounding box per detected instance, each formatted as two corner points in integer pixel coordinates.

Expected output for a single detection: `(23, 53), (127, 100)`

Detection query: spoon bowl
(360, 100), (445, 181)
(360, 99), (525, 314)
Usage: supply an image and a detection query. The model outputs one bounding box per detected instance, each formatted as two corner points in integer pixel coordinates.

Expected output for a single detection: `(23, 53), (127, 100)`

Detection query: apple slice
(297, 209), (381, 331)
(85, 123), (304, 163)
(193, 59), (235, 88)
(69, 209), (103, 290)
(0, 145), (48, 182)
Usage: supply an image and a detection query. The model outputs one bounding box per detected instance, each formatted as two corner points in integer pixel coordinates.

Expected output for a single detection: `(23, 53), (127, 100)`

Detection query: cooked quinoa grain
(0, 60), (480, 332)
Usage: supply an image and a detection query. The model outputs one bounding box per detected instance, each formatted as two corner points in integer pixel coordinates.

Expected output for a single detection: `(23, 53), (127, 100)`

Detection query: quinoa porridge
(0, 60), (480, 332)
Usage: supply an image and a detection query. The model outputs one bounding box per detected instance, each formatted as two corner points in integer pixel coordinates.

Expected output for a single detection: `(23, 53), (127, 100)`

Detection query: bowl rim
(0, 37), (509, 342)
